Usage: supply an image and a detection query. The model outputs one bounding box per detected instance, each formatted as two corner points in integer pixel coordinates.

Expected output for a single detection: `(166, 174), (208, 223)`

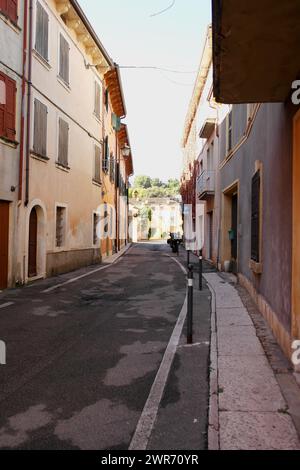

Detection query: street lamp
(121, 145), (131, 158)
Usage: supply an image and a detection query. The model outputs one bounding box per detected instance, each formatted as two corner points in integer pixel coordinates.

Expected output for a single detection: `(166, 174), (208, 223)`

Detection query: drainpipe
(25, 0), (33, 207)
(115, 131), (119, 252)
(18, 0), (29, 201)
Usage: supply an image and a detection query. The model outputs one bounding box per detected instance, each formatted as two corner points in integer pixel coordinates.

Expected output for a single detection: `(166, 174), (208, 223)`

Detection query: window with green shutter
(35, 1), (49, 61)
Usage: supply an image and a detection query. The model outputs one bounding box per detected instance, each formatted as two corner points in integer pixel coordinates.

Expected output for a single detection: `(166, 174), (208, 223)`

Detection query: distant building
(129, 197), (182, 242)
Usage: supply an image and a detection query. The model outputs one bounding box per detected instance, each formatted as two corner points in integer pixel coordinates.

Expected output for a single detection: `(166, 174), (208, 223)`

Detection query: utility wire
(150, 0), (176, 17)
(158, 71), (194, 87)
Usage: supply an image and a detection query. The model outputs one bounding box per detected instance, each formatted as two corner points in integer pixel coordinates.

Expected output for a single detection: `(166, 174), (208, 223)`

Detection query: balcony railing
(197, 170), (215, 198)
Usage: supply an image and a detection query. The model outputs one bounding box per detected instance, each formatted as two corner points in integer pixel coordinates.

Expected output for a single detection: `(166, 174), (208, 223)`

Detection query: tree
(151, 178), (163, 188)
(133, 175), (152, 189)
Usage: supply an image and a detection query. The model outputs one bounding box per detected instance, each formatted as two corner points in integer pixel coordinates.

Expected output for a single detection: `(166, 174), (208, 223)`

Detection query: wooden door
(28, 208), (37, 278)
(0, 201), (9, 289)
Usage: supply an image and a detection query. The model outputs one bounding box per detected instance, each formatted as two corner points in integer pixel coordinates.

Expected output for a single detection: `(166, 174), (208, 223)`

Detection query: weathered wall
(219, 102), (294, 333)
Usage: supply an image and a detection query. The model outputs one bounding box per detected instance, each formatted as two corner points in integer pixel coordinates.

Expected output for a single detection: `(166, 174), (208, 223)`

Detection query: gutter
(25, 0), (33, 206)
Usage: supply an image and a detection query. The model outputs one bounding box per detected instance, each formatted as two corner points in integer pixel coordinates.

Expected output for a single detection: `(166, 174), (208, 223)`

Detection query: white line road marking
(42, 264), (112, 293)
(129, 255), (187, 451)
(165, 254), (187, 275)
(42, 244), (133, 294)
(0, 302), (14, 309)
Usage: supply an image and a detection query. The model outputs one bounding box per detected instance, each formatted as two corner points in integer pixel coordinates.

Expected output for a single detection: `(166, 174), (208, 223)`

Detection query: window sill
(31, 151), (49, 163)
(92, 179), (102, 187)
(33, 50), (51, 70)
(56, 162), (70, 172)
(249, 259), (263, 275)
(57, 75), (71, 92)
(0, 136), (19, 148)
(0, 12), (21, 33)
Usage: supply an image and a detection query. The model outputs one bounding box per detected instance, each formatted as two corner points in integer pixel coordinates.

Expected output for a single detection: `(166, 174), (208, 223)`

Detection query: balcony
(197, 170), (215, 199)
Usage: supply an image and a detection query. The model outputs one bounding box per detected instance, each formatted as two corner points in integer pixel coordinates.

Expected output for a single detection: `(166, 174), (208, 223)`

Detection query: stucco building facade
(181, 13), (300, 365)
(0, 0), (133, 289)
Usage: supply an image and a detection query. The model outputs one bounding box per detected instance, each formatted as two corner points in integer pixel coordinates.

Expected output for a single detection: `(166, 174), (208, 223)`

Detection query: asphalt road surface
(0, 242), (209, 450)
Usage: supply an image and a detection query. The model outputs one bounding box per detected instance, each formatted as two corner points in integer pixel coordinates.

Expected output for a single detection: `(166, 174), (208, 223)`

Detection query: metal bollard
(187, 249), (190, 268)
(187, 264), (194, 344)
(199, 249), (203, 291)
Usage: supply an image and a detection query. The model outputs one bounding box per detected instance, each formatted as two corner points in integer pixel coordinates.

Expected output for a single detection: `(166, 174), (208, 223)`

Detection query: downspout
(115, 131), (119, 252)
(25, 0), (33, 207)
(18, 0), (28, 202)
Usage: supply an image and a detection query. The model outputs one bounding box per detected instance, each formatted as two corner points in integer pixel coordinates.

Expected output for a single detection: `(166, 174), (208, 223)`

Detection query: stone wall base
(46, 248), (102, 277)
(238, 273), (293, 364)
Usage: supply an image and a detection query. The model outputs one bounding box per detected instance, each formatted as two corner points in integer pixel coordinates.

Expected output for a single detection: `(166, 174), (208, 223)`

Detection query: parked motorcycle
(167, 233), (182, 254)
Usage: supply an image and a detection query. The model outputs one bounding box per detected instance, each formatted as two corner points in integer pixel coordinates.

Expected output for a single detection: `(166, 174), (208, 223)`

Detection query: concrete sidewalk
(205, 272), (300, 450)
(145, 248), (213, 450)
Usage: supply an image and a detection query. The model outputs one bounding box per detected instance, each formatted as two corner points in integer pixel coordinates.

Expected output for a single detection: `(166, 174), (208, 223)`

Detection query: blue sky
(79, 0), (212, 181)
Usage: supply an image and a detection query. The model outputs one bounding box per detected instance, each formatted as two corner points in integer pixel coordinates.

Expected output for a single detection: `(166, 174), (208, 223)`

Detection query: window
(93, 213), (100, 245)
(35, 1), (49, 61)
(0, 0), (18, 23)
(59, 34), (69, 85)
(58, 117), (69, 167)
(56, 206), (66, 248)
(94, 144), (101, 183)
(33, 99), (47, 157)
(102, 136), (109, 173)
(0, 72), (16, 141)
(226, 109), (233, 153)
(94, 81), (101, 119)
(251, 170), (261, 263)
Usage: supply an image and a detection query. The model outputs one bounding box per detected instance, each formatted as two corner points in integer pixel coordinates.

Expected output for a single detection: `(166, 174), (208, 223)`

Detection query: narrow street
(0, 243), (211, 450)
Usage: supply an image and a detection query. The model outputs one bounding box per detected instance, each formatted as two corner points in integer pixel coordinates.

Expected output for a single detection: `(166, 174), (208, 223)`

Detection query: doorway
(28, 207), (38, 278)
(0, 201), (9, 289)
(222, 182), (239, 273)
(208, 211), (213, 260)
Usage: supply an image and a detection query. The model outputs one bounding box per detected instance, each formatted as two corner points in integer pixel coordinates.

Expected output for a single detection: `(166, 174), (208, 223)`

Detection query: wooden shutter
(0, 73), (5, 138)
(251, 170), (260, 262)
(0, 0), (18, 23)
(59, 34), (69, 84)
(33, 99), (47, 157)
(4, 76), (16, 141)
(35, 2), (49, 61)
(110, 155), (114, 181)
(58, 118), (69, 166)
(94, 145), (101, 182)
(102, 137), (109, 172)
